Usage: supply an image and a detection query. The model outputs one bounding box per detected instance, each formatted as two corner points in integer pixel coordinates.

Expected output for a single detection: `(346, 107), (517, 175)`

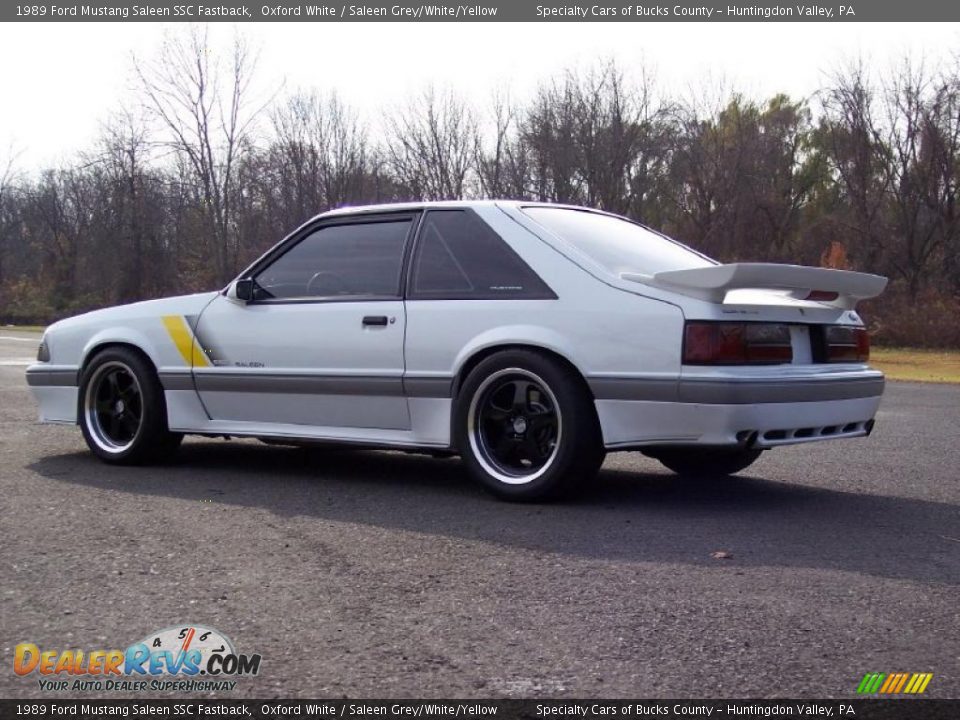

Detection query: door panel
(189, 213), (416, 431)
(192, 296), (409, 429)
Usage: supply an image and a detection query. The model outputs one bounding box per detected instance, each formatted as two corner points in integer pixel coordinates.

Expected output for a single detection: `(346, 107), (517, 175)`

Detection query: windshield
(522, 207), (715, 276)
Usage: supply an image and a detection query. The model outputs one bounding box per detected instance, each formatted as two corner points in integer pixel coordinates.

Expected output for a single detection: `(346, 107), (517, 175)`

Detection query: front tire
(454, 350), (604, 501)
(79, 347), (183, 464)
(647, 447), (763, 477)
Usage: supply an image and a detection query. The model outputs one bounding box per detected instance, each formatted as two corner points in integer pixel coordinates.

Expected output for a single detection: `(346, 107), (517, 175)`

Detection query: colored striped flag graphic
(857, 672), (933, 694)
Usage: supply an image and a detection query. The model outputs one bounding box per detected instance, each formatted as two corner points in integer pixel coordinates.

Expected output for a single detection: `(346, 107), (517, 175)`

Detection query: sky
(1, 21), (958, 169)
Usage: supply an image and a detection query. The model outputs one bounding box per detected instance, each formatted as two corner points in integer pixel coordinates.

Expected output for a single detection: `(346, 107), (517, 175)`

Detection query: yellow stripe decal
(917, 673), (933, 694)
(162, 315), (210, 368)
(904, 674), (919, 693)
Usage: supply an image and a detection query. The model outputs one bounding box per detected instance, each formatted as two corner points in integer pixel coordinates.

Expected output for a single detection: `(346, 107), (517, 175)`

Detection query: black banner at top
(2, 0), (960, 22)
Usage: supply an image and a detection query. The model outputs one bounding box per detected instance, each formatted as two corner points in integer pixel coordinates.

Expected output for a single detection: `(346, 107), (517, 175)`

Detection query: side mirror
(234, 278), (255, 303)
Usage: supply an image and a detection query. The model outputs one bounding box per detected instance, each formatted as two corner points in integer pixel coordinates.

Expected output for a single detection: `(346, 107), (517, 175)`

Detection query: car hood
(45, 292), (220, 335)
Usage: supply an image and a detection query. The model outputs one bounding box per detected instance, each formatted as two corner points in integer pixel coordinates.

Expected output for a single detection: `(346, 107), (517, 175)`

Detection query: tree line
(1, 28), (958, 346)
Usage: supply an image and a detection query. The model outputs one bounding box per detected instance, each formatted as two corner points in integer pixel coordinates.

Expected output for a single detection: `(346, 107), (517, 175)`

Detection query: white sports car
(27, 201), (886, 500)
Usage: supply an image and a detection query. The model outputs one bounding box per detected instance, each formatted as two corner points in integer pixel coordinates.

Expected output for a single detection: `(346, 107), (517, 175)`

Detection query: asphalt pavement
(1, 330), (957, 699)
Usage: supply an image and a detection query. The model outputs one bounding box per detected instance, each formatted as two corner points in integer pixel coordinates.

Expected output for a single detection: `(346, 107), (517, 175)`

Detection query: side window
(410, 210), (555, 299)
(254, 219), (411, 300)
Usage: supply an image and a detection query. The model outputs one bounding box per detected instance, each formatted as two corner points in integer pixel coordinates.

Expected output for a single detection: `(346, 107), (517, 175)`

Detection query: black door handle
(362, 315), (389, 327)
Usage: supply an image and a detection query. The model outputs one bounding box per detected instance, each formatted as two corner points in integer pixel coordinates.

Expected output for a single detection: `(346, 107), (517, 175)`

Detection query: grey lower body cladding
(161, 371), (453, 398)
(589, 375), (884, 404)
(25, 368), (77, 387)
(46, 366), (883, 406)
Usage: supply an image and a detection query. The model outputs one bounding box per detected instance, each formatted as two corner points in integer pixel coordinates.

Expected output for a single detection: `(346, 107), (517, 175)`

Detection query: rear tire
(79, 347), (183, 465)
(454, 350), (605, 501)
(647, 447), (763, 477)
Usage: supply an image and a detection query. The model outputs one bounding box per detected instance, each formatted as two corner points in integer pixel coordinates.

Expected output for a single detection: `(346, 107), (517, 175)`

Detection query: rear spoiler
(621, 263), (887, 309)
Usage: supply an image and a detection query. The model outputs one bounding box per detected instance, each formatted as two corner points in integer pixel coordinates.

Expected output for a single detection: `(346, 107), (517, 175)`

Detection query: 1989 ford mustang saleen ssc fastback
(27, 201), (886, 500)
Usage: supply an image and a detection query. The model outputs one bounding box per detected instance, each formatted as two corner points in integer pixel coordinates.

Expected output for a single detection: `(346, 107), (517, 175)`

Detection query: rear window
(522, 207), (714, 276)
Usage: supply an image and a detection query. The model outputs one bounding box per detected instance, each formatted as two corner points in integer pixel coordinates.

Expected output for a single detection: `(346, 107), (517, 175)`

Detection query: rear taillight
(683, 322), (793, 365)
(824, 326), (870, 363)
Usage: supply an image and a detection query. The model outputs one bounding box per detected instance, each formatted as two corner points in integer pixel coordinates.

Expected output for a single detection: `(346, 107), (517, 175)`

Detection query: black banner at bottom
(1, 700), (958, 720)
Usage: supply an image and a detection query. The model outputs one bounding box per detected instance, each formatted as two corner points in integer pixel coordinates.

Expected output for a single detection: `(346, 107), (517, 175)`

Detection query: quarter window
(253, 219), (411, 300)
(410, 210), (554, 299)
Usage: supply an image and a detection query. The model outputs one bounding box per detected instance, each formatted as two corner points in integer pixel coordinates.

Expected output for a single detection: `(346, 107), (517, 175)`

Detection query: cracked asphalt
(1, 330), (957, 699)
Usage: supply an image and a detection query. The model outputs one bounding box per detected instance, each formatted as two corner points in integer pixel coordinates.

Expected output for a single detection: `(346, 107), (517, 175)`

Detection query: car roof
(312, 199), (603, 221)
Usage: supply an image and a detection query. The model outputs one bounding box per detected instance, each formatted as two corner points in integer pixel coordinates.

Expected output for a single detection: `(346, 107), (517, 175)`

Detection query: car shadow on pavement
(29, 439), (960, 586)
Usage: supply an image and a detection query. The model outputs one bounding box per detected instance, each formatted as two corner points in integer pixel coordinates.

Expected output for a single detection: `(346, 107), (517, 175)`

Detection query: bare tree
(0, 144), (21, 289)
(818, 63), (890, 273)
(520, 77), (583, 203)
(134, 26), (265, 284)
(475, 91), (516, 198)
(91, 111), (156, 301)
(5, 45), (960, 346)
(475, 90), (538, 200)
(268, 91), (372, 214)
(384, 86), (478, 200)
(662, 81), (738, 255)
(875, 59), (960, 294)
(0, 145), (17, 204)
(821, 59), (960, 294)
(504, 63), (671, 214)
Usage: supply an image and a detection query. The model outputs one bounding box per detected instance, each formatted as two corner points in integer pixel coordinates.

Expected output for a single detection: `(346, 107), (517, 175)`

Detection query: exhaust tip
(736, 430), (759, 448)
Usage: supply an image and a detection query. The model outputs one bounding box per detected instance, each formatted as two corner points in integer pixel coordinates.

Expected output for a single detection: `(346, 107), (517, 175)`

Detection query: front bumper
(26, 365), (79, 424)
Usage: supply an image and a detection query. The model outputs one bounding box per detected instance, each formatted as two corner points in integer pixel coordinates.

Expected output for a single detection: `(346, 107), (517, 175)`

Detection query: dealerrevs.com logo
(14, 624), (262, 692)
